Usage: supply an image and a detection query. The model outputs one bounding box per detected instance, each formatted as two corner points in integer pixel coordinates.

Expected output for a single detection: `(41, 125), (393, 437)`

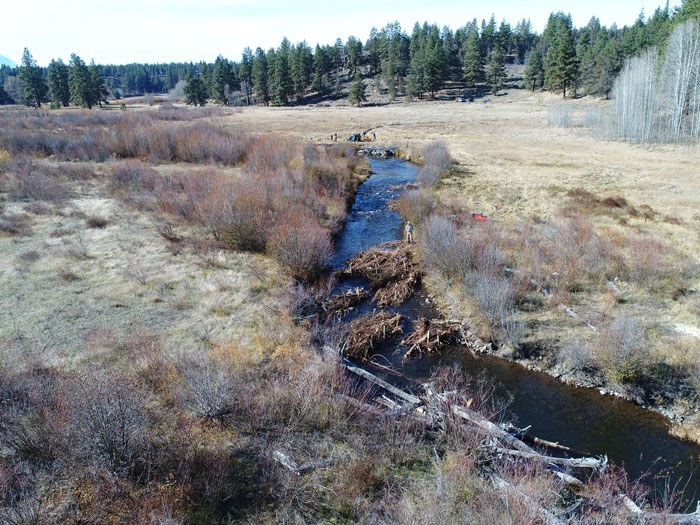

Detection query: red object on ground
(471, 213), (487, 222)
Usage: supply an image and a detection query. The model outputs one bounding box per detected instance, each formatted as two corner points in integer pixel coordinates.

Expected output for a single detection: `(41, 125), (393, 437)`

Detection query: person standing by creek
(405, 220), (414, 244)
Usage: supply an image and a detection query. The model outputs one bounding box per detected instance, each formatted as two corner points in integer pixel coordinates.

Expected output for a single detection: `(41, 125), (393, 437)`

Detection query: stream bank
(327, 156), (700, 504)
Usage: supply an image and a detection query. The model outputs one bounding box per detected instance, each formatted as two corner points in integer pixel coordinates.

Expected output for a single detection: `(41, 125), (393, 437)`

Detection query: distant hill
(0, 55), (17, 68)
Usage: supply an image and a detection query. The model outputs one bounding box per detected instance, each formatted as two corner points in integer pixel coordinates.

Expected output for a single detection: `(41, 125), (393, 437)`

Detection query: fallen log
(451, 405), (535, 453)
(621, 496), (700, 524)
(344, 311), (403, 360)
(493, 447), (607, 470)
(345, 364), (421, 405)
(273, 450), (342, 476)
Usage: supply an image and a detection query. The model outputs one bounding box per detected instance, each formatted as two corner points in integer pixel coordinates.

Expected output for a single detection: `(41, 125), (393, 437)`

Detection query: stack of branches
(344, 311), (403, 360)
(402, 317), (468, 358)
(336, 241), (422, 307)
(322, 287), (371, 315)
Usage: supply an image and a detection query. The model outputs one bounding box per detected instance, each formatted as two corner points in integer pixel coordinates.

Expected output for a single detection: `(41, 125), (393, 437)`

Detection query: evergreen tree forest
(0, 1), (697, 108)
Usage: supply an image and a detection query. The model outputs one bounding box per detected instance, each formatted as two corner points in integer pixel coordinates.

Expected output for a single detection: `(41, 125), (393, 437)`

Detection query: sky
(4, 0), (677, 66)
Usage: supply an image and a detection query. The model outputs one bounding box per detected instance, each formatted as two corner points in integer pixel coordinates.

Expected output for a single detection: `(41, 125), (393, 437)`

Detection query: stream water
(333, 157), (700, 504)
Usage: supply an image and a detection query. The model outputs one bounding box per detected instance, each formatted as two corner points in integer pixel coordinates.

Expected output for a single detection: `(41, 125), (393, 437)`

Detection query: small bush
(394, 189), (436, 224)
(548, 103), (572, 127)
(86, 215), (109, 229)
(0, 213), (32, 236)
(267, 211), (332, 281)
(417, 140), (451, 187)
(595, 313), (648, 383)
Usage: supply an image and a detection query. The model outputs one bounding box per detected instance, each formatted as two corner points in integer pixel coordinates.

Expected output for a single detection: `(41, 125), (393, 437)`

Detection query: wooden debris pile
(402, 317), (467, 358)
(336, 241), (422, 307)
(322, 287), (371, 314)
(344, 311), (403, 360)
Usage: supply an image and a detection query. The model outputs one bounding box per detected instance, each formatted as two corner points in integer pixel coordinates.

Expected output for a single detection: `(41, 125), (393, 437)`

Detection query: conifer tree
(69, 54), (94, 108)
(211, 55), (236, 105)
(486, 45), (507, 93)
(19, 48), (47, 108)
(183, 73), (208, 106)
(252, 47), (269, 105)
(88, 60), (108, 107)
(348, 72), (367, 106)
(47, 58), (70, 107)
(272, 38), (293, 105)
(240, 47), (254, 105)
(524, 47), (545, 90)
(544, 13), (579, 97)
(463, 30), (485, 86)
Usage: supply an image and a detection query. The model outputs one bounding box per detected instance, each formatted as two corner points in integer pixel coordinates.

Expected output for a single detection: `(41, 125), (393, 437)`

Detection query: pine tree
(19, 48), (47, 108)
(252, 47), (269, 105)
(183, 73), (208, 106)
(240, 47), (254, 105)
(47, 59), (70, 107)
(271, 38), (293, 105)
(211, 55), (236, 105)
(486, 45), (507, 93)
(524, 47), (545, 90)
(88, 60), (108, 107)
(348, 72), (367, 106)
(544, 13), (579, 98)
(69, 54), (93, 108)
(290, 41), (313, 98)
(463, 30), (485, 86)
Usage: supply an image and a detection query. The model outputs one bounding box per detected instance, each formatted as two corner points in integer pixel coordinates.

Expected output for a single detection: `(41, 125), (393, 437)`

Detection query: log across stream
(331, 157), (700, 504)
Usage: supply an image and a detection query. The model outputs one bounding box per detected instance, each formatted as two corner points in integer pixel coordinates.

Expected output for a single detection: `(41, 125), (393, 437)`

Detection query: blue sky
(5, 0), (676, 65)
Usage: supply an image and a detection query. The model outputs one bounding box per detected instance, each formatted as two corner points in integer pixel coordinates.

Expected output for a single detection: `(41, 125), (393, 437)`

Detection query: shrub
(0, 213), (32, 236)
(8, 161), (72, 203)
(86, 215), (109, 229)
(70, 372), (149, 475)
(548, 103), (572, 127)
(394, 189), (436, 224)
(595, 313), (648, 383)
(418, 214), (468, 282)
(417, 140), (451, 187)
(267, 211), (332, 281)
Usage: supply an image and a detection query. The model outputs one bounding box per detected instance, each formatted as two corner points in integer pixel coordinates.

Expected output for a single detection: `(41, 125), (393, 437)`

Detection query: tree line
(2, 1), (699, 108)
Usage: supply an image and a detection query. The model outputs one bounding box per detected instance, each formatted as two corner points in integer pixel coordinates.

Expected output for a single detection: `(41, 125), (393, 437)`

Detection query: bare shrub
(0, 213), (32, 236)
(595, 313), (648, 383)
(245, 135), (301, 174)
(57, 266), (81, 282)
(548, 102), (572, 127)
(266, 211), (332, 281)
(177, 355), (238, 420)
(418, 214), (467, 282)
(8, 165), (72, 203)
(110, 159), (160, 192)
(557, 337), (596, 371)
(417, 140), (451, 187)
(394, 189), (436, 224)
(86, 215), (109, 229)
(469, 272), (525, 345)
(70, 372), (149, 475)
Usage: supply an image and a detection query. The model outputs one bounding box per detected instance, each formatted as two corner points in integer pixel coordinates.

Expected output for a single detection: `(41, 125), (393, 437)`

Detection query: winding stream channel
(333, 157), (700, 504)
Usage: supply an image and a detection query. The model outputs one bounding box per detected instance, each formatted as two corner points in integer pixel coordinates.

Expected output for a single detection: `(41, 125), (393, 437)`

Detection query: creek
(331, 157), (700, 504)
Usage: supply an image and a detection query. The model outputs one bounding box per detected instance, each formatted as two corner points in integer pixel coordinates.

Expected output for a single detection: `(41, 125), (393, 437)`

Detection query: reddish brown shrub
(267, 210), (332, 281)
